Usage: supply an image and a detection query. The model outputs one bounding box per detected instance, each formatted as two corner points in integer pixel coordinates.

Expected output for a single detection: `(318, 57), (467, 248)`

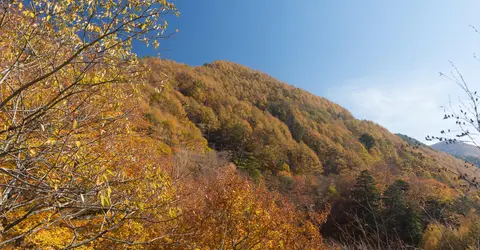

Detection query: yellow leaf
(73, 120), (78, 130)
(75, 141), (81, 147)
(100, 194), (105, 207)
(23, 10), (35, 18)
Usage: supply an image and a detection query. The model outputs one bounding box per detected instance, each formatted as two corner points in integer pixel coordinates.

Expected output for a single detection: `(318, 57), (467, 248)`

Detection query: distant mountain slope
(395, 133), (427, 148)
(432, 141), (480, 167)
(432, 141), (480, 158)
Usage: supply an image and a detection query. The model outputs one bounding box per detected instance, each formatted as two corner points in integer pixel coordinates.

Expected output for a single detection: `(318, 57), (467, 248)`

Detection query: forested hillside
(3, 1), (480, 249)
(143, 58), (478, 187)
(396, 133), (428, 148)
(140, 58), (480, 249)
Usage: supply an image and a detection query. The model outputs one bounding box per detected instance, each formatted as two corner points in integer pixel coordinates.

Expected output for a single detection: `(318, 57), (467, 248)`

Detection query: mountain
(432, 141), (480, 158)
(396, 133), (428, 148)
(142, 59), (479, 194)
(135, 58), (480, 248)
(432, 141), (480, 167)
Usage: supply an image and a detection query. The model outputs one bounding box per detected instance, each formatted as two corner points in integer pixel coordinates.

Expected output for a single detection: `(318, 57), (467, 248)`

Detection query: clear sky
(134, 0), (480, 143)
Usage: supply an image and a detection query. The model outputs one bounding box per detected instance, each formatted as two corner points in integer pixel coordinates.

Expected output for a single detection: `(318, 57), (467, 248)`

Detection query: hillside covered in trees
(2, 1), (480, 249)
(144, 58), (478, 186)
(140, 58), (480, 249)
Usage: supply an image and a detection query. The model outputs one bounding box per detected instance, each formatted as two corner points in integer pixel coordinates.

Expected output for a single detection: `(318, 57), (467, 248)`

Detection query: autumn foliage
(2, 1), (480, 249)
(0, 0), (185, 248)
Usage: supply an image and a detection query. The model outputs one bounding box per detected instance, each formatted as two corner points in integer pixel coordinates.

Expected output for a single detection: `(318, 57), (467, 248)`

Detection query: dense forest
(2, 1), (480, 249)
(141, 59), (480, 249)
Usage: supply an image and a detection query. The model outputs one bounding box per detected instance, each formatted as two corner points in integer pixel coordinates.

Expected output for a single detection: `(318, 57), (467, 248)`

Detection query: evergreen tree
(359, 133), (376, 151)
(384, 180), (423, 246)
(351, 170), (381, 233)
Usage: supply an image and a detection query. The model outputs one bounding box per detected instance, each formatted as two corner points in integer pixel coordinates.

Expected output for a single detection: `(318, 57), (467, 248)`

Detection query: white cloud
(325, 68), (480, 144)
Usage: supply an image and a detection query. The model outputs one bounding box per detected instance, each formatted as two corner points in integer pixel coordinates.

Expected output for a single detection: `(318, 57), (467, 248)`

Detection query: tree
(0, 1), (179, 248)
(427, 55), (480, 191)
(352, 171), (381, 212)
(350, 170), (381, 240)
(384, 180), (423, 246)
(288, 141), (323, 174)
(171, 164), (328, 249)
(359, 133), (376, 151)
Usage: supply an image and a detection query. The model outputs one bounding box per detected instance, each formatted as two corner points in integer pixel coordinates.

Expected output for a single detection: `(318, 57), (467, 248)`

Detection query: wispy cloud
(325, 69), (479, 144)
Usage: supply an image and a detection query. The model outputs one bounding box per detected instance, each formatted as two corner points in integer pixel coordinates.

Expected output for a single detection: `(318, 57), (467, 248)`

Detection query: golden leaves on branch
(0, 0), (180, 248)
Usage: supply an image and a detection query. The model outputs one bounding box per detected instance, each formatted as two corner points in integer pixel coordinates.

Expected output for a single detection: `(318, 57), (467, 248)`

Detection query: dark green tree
(359, 133), (376, 151)
(351, 170), (381, 233)
(424, 199), (445, 222)
(233, 151), (262, 182)
(383, 180), (423, 246)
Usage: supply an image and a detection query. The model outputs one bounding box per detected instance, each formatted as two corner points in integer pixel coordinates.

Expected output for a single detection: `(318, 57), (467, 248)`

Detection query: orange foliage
(167, 165), (328, 249)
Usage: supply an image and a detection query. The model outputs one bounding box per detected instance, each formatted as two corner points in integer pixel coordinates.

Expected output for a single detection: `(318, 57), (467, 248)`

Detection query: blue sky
(135, 0), (480, 143)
